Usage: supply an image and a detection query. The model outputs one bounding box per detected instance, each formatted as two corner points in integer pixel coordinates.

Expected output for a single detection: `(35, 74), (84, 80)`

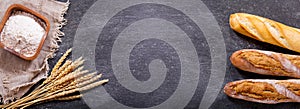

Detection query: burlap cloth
(0, 0), (69, 104)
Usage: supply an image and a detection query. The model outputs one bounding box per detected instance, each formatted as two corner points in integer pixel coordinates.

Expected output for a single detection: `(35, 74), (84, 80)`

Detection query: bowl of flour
(0, 4), (50, 60)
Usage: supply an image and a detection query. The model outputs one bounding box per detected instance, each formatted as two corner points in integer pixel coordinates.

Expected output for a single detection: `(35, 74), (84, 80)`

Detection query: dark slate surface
(31, 0), (300, 109)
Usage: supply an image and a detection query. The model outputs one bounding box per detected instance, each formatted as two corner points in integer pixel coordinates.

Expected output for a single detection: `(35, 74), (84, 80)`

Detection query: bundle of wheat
(0, 48), (108, 109)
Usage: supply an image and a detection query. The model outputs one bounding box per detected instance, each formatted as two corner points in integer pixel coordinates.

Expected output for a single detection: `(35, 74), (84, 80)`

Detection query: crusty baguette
(230, 49), (300, 78)
(224, 79), (300, 104)
(230, 13), (300, 53)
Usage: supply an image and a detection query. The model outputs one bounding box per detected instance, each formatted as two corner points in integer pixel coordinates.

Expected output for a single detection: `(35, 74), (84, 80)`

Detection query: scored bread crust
(224, 79), (300, 104)
(230, 13), (300, 53)
(230, 49), (300, 78)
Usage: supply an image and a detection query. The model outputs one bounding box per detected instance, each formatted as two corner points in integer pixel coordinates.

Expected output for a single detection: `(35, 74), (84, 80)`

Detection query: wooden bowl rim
(0, 4), (50, 61)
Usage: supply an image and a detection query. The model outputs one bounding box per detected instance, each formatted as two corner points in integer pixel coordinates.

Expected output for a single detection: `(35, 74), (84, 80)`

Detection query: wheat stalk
(0, 48), (108, 109)
(54, 94), (83, 101)
(52, 48), (72, 73)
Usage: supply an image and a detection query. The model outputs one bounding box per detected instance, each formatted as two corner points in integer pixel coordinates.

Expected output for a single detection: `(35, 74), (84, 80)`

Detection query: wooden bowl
(0, 4), (50, 61)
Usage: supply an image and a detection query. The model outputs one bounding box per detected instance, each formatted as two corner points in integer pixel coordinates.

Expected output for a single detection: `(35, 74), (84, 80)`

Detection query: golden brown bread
(224, 79), (300, 104)
(230, 13), (300, 53)
(228, 13), (300, 104)
(230, 49), (300, 78)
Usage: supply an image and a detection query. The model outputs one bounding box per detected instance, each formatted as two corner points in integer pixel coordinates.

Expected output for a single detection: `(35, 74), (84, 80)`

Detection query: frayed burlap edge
(44, 0), (70, 74)
(0, 0), (70, 104)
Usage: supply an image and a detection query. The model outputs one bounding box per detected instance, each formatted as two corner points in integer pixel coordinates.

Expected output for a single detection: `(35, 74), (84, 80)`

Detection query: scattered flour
(0, 14), (45, 57)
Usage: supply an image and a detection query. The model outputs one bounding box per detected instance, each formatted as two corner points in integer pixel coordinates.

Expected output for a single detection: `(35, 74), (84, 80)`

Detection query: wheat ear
(2, 48), (109, 109)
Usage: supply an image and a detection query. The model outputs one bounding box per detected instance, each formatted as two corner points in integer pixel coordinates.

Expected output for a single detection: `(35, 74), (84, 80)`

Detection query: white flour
(0, 14), (45, 57)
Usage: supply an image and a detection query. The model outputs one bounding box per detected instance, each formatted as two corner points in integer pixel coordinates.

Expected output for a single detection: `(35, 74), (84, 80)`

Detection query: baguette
(230, 49), (300, 78)
(224, 79), (300, 104)
(230, 13), (300, 53)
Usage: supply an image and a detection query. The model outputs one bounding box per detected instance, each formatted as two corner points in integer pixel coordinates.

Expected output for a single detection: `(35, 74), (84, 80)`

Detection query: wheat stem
(51, 48), (72, 74)
(79, 79), (109, 91)
(27, 60), (71, 99)
(77, 73), (103, 88)
(55, 94), (82, 101)
(72, 72), (96, 85)
(44, 60), (72, 85)
(2, 49), (108, 109)
(55, 68), (87, 86)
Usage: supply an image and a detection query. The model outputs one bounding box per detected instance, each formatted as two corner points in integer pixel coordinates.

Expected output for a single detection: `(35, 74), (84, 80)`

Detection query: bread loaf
(230, 13), (300, 53)
(224, 79), (300, 104)
(230, 49), (300, 78)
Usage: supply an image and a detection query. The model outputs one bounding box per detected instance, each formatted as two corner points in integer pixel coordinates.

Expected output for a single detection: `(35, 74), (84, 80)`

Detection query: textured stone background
(32, 0), (300, 109)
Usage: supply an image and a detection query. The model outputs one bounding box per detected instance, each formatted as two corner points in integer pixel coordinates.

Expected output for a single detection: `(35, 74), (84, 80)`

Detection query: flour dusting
(0, 14), (45, 57)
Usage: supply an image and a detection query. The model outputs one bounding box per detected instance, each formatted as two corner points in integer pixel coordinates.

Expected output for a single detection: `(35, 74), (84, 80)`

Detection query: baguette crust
(231, 49), (300, 78)
(224, 79), (300, 104)
(230, 13), (300, 53)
